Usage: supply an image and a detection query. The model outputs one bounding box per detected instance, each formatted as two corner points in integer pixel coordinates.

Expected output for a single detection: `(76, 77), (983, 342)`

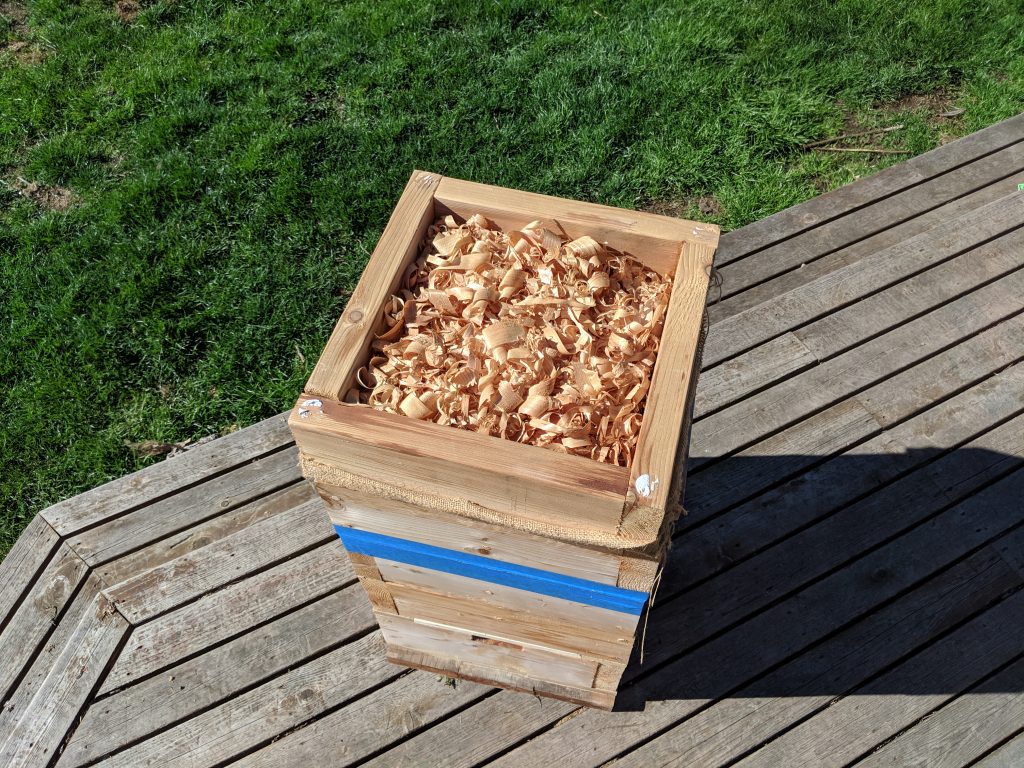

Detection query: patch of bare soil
(13, 177), (79, 211)
(646, 195), (722, 220)
(0, 1), (29, 37)
(1, 2), (46, 64)
(115, 0), (140, 23)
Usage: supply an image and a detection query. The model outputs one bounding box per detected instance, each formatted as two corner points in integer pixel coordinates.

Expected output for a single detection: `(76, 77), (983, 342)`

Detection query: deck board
(2, 113), (1024, 768)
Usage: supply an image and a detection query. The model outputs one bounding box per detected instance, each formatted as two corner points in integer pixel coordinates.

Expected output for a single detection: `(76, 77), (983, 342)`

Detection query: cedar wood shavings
(352, 214), (672, 467)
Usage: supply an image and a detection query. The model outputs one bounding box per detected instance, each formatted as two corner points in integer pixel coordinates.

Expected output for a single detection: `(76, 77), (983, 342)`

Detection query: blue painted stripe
(335, 525), (647, 615)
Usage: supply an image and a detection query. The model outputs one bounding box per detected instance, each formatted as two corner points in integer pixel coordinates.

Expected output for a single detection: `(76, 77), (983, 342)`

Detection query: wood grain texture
(319, 481), (623, 586)
(484, 467), (1024, 768)
(378, 612), (602, 691)
(2, 118), (1023, 767)
(304, 170), (439, 400)
(856, 656), (1024, 768)
(388, 644), (615, 710)
(434, 175), (720, 277)
(61, 587), (375, 766)
(0, 514), (60, 628)
(698, 224), (1024, 419)
(685, 398), (883, 514)
(102, 496), (332, 623)
(691, 269), (1024, 462)
(69, 445), (302, 566)
(974, 733), (1024, 768)
(372, 533), (1021, 768)
(694, 331), (816, 418)
(42, 413), (291, 536)
(96, 480), (315, 587)
(291, 397), (630, 536)
(234, 669), (487, 768)
(0, 577), (105, 748)
(0, 542), (90, 702)
(89, 634), (394, 768)
(738, 589), (1024, 768)
(704, 193), (1024, 366)
(609, 533), (1024, 768)
(629, 240), (714, 519)
(713, 168), (1024, 323)
(98, 542), (352, 694)
(383, 572), (634, 662)
(0, 586), (127, 768)
(377, 556), (637, 643)
(675, 366), (1024, 589)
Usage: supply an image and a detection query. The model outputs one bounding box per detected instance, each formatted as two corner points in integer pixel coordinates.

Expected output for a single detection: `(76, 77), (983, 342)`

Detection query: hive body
(289, 171), (717, 708)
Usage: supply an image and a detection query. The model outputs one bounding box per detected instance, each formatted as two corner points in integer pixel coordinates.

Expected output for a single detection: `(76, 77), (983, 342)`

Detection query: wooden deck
(3, 114), (1024, 767)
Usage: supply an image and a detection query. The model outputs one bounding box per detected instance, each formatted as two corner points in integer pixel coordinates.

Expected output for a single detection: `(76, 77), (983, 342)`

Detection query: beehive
(288, 170), (718, 709)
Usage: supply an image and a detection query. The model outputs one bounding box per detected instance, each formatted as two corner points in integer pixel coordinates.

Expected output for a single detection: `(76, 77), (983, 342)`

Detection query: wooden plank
(367, 530), (1022, 768)
(694, 332), (816, 419)
(434, 175), (720, 277)
(98, 541), (352, 694)
(68, 445), (301, 566)
(377, 556), (637, 645)
(321, 482), (622, 586)
(703, 193), (1024, 366)
(0, 576), (104, 744)
(0, 514), (60, 628)
(41, 413), (292, 536)
(714, 145), (1024, 302)
(608, 530), (1024, 768)
(629, 240), (715, 521)
(684, 398), (882, 515)
(675, 364), (1024, 587)
(0, 586), (128, 768)
(378, 612), (602, 692)
(477, 463), (1024, 768)
(290, 399), (631, 539)
(383, 574), (634, 663)
(738, 590), (1024, 768)
(0, 542), (90, 702)
(975, 733), (1024, 768)
(713, 169), (1024, 322)
(338, 526), (645, 615)
(855, 656), (1024, 768)
(304, 170), (440, 401)
(86, 634), (394, 768)
(102, 497), (333, 623)
(857, 319), (1024, 427)
(96, 480), (316, 587)
(234, 669), (490, 768)
(387, 643), (614, 710)
(697, 224), (1024, 417)
(715, 113), (1024, 264)
(691, 272), (1024, 463)
(60, 587), (375, 766)
(794, 228), (1024, 362)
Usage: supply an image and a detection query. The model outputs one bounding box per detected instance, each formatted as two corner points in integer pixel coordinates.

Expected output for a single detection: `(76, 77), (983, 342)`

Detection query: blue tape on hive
(335, 525), (648, 616)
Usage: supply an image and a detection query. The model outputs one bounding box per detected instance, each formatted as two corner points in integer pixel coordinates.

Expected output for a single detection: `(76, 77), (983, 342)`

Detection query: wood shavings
(356, 214), (673, 467)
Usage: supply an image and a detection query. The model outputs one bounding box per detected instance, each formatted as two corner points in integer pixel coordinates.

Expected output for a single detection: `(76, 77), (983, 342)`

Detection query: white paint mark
(299, 409), (311, 419)
(302, 399), (323, 408)
(634, 474), (659, 498)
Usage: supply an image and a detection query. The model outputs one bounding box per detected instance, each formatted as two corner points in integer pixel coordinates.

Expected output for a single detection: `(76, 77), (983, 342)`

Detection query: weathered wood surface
(1, 115), (1023, 767)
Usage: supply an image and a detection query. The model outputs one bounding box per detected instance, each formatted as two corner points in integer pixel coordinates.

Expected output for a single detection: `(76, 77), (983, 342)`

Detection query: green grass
(2, 0), (1023, 556)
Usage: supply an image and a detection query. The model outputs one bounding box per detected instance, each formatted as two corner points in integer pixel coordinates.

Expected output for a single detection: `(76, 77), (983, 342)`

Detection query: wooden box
(288, 171), (718, 709)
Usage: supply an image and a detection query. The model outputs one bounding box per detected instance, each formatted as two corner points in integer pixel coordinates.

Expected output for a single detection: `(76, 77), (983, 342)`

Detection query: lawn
(2, 0), (1023, 556)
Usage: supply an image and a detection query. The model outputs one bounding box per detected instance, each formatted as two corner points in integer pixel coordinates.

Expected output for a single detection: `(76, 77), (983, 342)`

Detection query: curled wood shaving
(354, 214), (672, 467)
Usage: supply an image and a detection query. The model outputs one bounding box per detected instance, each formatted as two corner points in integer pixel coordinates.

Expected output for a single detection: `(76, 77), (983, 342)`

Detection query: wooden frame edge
(304, 170), (440, 400)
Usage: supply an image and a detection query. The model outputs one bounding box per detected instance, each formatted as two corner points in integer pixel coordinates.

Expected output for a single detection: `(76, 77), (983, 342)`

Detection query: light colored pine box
(288, 170), (718, 709)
